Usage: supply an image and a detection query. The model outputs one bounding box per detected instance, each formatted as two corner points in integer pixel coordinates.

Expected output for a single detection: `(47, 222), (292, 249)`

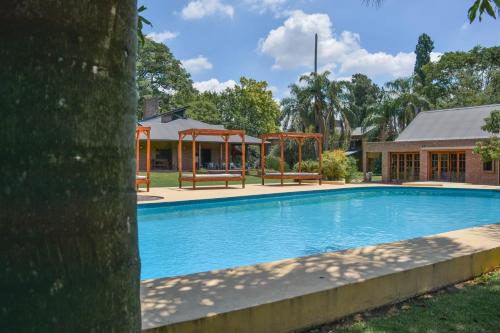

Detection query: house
(347, 125), (376, 169)
(137, 108), (261, 171)
(362, 104), (500, 185)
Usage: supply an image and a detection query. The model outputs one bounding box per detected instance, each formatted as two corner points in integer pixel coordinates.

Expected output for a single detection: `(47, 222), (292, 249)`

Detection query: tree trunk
(0, 1), (141, 332)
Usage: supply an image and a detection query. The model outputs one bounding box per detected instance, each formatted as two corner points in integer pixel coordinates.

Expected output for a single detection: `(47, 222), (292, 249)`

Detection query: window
(390, 153), (419, 181)
(429, 152), (465, 182)
(483, 161), (493, 172)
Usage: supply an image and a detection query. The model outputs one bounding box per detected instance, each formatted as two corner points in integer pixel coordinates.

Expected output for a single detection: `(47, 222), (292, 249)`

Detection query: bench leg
(225, 181), (228, 188)
(193, 181), (196, 190)
(281, 178), (284, 186)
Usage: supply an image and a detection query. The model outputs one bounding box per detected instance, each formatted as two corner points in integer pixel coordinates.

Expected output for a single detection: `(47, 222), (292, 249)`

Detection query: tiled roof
(395, 104), (499, 142)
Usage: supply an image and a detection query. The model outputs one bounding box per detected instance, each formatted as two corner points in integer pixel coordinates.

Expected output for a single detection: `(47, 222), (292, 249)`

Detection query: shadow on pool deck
(140, 223), (500, 332)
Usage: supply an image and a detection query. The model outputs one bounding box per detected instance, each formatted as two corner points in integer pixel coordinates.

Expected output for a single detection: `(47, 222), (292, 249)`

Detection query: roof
(351, 125), (376, 137)
(138, 118), (261, 144)
(395, 104), (499, 142)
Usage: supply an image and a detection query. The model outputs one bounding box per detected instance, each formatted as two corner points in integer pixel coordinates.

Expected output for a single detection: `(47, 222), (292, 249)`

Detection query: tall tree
(136, 38), (195, 118)
(1, 1), (140, 331)
(385, 77), (429, 131)
(186, 94), (221, 124)
(422, 46), (500, 108)
(414, 33), (434, 83)
(298, 72), (335, 149)
(343, 73), (381, 128)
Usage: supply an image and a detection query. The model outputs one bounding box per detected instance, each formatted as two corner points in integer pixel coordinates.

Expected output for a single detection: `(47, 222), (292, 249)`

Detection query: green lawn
(307, 269), (500, 333)
(140, 171), (379, 188)
(140, 170), (289, 188)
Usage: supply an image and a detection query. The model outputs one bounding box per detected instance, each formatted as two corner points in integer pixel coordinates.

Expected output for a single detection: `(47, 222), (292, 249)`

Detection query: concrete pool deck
(137, 182), (499, 204)
(139, 183), (499, 332)
(141, 223), (500, 333)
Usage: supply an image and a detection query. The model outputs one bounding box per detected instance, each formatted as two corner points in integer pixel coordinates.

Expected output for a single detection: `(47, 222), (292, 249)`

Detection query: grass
(140, 171), (380, 188)
(140, 170), (288, 188)
(306, 269), (500, 333)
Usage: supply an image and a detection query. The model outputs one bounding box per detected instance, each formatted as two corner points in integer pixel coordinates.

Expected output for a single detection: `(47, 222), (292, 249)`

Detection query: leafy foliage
(293, 160), (320, 173)
(136, 38), (196, 118)
(422, 46), (500, 108)
(281, 72), (353, 150)
(468, 0), (500, 22)
(264, 155), (290, 172)
(137, 5), (152, 46)
(188, 77), (281, 136)
(474, 110), (500, 162)
(414, 33), (434, 83)
(322, 150), (350, 180)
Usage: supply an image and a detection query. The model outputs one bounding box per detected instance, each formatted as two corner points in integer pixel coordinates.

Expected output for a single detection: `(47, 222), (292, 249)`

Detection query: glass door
(430, 152), (465, 182)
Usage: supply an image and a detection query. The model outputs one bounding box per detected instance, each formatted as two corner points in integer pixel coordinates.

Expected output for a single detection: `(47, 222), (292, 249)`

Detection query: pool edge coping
(137, 185), (500, 209)
(140, 223), (500, 332)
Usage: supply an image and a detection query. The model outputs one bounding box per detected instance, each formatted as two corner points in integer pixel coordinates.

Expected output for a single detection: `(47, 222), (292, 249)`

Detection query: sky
(139, 0), (500, 99)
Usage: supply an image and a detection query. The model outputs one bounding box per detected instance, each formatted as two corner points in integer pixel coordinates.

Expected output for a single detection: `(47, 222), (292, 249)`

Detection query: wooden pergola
(178, 128), (246, 189)
(136, 126), (151, 191)
(261, 132), (323, 185)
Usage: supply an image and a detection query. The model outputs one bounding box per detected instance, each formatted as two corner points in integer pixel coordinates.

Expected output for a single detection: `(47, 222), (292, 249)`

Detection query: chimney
(143, 97), (160, 119)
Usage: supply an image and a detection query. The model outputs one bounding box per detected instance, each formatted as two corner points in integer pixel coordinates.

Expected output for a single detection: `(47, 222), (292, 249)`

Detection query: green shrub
(322, 150), (348, 180)
(264, 155), (290, 172)
(293, 159), (319, 173)
(345, 156), (360, 182)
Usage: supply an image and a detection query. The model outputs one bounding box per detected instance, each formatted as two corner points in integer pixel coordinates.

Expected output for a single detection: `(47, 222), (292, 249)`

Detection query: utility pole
(314, 33), (318, 75)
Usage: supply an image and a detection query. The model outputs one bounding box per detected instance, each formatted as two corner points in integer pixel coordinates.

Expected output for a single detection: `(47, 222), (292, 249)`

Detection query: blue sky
(139, 0), (499, 99)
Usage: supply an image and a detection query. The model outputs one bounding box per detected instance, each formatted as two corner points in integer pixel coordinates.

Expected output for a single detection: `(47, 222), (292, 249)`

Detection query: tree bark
(0, 1), (140, 332)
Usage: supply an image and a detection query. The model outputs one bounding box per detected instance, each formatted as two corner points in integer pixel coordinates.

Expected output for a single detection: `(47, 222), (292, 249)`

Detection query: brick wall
(363, 139), (499, 186)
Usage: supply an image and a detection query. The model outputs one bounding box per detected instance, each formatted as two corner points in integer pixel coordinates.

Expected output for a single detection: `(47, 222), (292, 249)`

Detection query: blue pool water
(138, 187), (500, 279)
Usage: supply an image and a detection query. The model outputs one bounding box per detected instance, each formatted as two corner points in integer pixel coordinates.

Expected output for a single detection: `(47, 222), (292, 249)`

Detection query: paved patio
(138, 182), (499, 204)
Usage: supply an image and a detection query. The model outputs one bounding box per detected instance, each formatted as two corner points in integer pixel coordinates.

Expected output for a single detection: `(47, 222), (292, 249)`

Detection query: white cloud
(259, 10), (420, 79)
(430, 51), (443, 62)
(146, 31), (178, 43)
(245, 0), (287, 15)
(181, 0), (234, 20)
(181, 56), (213, 73)
(194, 79), (237, 93)
(461, 23), (469, 30)
(268, 85), (279, 95)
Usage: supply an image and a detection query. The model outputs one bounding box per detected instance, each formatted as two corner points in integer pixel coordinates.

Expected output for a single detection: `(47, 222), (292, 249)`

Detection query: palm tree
(363, 94), (399, 141)
(385, 78), (429, 132)
(1, 1), (140, 331)
(298, 72), (333, 149)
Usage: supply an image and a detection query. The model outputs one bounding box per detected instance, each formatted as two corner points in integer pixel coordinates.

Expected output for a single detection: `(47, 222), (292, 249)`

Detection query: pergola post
(225, 135), (229, 188)
(136, 127), (151, 192)
(280, 135), (284, 186)
(198, 141), (202, 169)
(192, 130), (196, 190)
(178, 133), (183, 188)
(297, 138), (303, 185)
(261, 138), (265, 185)
(241, 134), (246, 188)
(318, 138), (323, 185)
(146, 130), (151, 191)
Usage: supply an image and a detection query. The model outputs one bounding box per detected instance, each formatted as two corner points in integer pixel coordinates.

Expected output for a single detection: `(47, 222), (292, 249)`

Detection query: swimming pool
(138, 187), (500, 279)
